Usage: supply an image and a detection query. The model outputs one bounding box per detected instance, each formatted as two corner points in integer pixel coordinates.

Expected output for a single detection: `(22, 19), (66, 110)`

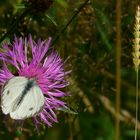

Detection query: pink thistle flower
(0, 35), (70, 127)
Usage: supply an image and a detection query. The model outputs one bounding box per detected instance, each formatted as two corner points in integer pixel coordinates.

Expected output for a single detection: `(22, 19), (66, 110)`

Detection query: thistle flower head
(133, 6), (140, 71)
(0, 35), (69, 127)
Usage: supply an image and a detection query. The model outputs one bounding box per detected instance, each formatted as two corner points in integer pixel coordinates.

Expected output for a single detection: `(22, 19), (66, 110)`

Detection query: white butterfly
(1, 76), (45, 120)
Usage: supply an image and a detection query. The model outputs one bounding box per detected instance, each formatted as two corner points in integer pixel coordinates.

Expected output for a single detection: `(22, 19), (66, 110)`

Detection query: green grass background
(0, 0), (139, 140)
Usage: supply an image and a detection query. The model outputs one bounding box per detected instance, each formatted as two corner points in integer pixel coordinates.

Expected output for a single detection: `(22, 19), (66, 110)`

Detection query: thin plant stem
(135, 69), (139, 140)
(52, 0), (90, 45)
(0, 8), (31, 43)
(115, 0), (122, 139)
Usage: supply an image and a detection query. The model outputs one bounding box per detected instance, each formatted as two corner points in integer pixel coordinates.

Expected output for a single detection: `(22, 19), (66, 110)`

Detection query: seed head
(133, 6), (140, 71)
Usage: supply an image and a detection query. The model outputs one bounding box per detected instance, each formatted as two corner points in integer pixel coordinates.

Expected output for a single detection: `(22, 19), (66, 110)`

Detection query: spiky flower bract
(0, 35), (69, 127)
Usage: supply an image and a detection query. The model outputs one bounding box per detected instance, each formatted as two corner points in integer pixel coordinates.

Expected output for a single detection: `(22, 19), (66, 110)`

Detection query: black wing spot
(29, 107), (33, 111)
(7, 90), (10, 95)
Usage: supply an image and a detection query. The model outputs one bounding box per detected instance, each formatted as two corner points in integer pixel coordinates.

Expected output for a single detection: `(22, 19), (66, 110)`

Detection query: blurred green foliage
(0, 0), (139, 140)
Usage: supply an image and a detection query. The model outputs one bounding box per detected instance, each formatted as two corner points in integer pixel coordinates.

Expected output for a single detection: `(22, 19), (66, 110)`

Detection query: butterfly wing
(1, 76), (45, 120)
(1, 76), (28, 115)
(10, 84), (45, 120)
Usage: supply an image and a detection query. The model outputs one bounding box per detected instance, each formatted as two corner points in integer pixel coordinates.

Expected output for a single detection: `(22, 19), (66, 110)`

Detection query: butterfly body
(1, 76), (45, 120)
